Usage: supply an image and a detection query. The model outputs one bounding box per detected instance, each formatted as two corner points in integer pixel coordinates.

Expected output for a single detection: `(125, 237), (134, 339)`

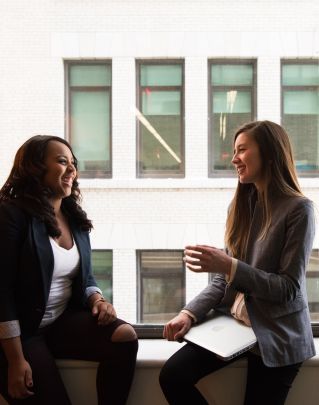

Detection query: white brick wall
(1, 0), (318, 322)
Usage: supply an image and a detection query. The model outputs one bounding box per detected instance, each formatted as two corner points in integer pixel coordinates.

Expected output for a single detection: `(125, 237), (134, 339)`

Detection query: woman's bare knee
(111, 324), (137, 342)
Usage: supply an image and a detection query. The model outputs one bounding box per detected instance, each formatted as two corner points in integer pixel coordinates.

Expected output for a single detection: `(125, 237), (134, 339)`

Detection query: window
(209, 60), (256, 175)
(136, 61), (184, 177)
(137, 251), (185, 323)
(306, 249), (319, 325)
(92, 250), (113, 303)
(65, 62), (112, 178)
(281, 60), (319, 175)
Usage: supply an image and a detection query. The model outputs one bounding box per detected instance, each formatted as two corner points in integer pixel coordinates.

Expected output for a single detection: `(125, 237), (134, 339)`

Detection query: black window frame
(65, 60), (112, 179)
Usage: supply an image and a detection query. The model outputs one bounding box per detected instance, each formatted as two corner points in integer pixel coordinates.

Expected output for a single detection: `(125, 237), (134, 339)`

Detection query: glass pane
(142, 277), (184, 323)
(211, 64), (253, 86)
(141, 251), (184, 273)
(282, 64), (319, 86)
(71, 90), (111, 173)
(140, 115), (182, 171)
(142, 90), (180, 115)
(283, 90), (319, 115)
(141, 65), (182, 86)
(92, 251), (112, 303)
(140, 251), (185, 323)
(70, 65), (111, 86)
(306, 250), (319, 322)
(283, 115), (319, 172)
(213, 90), (251, 113)
(282, 90), (319, 172)
(211, 112), (252, 170)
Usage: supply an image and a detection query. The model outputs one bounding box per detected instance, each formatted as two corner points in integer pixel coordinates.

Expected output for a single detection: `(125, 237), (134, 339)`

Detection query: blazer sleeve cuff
(85, 286), (103, 302)
(180, 309), (197, 324)
(0, 320), (21, 339)
(225, 258), (238, 283)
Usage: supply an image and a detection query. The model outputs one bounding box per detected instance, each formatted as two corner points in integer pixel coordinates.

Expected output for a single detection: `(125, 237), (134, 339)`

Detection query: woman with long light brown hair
(160, 121), (315, 405)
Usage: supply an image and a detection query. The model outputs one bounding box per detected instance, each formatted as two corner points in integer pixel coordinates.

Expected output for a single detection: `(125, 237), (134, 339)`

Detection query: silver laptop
(184, 311), (257, 361)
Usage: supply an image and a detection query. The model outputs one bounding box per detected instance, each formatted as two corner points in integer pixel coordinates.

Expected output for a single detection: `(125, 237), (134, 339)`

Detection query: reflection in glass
(68, 63), (112, 177)
(137, 63), (184, 176)
(282, 63), (319, 174)
(139, 251), (185, 323)
(210, 63), (255, 172)
(306, 250), (319, 322)
(92, 250), (113, 303)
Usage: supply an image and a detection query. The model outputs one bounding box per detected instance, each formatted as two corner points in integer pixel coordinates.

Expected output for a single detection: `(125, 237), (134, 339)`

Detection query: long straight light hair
(225, 120), (304, 260)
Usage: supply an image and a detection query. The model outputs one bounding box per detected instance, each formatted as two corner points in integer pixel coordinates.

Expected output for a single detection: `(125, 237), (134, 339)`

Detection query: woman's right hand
(163, 312), (193, 341)
(8, 359), (34, 399)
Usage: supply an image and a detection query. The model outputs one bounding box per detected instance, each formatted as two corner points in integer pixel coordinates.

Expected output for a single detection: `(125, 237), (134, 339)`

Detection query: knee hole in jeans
(111, 324), (137, 342)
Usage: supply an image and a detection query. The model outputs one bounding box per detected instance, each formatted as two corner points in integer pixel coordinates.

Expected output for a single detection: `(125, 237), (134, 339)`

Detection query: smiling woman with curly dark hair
(0, 135), (138, 405)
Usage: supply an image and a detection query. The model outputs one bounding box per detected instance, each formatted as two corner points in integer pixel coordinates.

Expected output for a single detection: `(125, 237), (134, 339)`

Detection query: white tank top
(39, 237), (80, 327)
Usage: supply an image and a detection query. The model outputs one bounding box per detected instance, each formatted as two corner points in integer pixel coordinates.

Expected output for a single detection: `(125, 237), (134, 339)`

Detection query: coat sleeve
(183, 273), (228, 321)
(232, 199), (315, 304)
(0, 203), (28, 323)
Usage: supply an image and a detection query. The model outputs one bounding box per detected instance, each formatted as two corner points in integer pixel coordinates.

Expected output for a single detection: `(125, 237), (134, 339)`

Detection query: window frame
(280, 59), (319, 177)
(136, 249), (186, 325)
(208, 59), (257, 177)
(65, 60), (112, 179)
(136, 59), (185, 178)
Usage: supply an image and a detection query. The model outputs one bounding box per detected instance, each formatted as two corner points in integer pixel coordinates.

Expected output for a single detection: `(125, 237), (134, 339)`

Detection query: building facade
(1, 0), (318, 326)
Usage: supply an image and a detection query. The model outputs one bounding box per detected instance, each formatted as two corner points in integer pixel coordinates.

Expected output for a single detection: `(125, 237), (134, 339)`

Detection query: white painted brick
(0, 0), (318, 323)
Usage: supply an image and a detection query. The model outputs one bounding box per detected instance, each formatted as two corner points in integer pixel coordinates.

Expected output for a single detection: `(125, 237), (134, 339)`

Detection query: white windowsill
(78, 177), (319, 190)
(56, 338), (319, 369)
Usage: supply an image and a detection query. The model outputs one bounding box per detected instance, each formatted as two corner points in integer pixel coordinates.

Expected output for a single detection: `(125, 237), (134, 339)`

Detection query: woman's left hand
(91, 300), (117, 326)
(184, 245), (232, 275)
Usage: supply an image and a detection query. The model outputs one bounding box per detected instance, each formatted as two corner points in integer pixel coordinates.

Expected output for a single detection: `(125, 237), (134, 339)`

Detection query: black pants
(159, 343), (302, 405)
(0, 309), (138, 405)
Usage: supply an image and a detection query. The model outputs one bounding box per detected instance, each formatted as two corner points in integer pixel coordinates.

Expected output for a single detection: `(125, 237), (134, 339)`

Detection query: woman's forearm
(1, 336), (25, 364)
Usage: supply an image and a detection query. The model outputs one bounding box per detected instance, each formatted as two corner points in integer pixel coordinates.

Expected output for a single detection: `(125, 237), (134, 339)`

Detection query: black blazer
(0, 202), (98, 339)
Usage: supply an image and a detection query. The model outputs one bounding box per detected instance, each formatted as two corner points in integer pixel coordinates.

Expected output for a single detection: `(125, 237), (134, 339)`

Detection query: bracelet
(92, 297), (106, 306)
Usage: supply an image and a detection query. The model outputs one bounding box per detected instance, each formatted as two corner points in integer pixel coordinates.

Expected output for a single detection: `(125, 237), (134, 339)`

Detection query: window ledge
(78, 177), (319, 190)
(56, 338), (319, 369)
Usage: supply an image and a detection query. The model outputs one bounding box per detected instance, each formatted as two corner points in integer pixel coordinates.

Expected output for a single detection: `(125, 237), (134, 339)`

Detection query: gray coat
(184, 195), (316, 367)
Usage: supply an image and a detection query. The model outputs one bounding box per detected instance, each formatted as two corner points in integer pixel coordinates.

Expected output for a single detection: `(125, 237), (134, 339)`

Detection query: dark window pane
(92, 251), (112, 303)
(139, 251), (185, 323)
(282, 114), (319, 172)
(140, 115), (182, 171)
(306, 250), (319, 322)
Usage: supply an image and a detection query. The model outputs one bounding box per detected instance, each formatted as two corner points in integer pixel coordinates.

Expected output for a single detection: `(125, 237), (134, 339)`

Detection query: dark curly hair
(0, 135), (93, 236)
